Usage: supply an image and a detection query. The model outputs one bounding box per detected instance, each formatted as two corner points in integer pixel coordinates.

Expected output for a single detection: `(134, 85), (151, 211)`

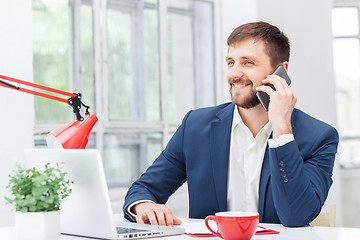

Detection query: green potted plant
(4, 162), (73, 240)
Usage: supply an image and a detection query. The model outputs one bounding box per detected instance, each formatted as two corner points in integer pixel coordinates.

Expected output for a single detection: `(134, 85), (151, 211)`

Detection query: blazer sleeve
(268, 126), (339, 227)
(122, 111), (191, 221)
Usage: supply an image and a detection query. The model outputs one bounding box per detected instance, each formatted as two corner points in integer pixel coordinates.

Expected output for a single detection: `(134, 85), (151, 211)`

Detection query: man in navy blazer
(123, 22), (339, 227)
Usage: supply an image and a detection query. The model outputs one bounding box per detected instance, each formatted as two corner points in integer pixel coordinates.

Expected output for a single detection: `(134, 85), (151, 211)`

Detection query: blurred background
(1, 0), (359, 228)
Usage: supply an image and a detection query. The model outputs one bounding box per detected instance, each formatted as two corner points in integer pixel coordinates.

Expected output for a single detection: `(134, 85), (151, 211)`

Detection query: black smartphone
(256, 65), (291, 112)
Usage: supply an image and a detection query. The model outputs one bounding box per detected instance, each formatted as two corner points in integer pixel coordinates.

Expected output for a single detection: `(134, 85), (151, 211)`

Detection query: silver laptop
(23, 149), (184, 239)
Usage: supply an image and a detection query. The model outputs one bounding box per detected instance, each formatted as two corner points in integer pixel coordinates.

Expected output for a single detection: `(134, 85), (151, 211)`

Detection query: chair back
(310, 204), (336, 227)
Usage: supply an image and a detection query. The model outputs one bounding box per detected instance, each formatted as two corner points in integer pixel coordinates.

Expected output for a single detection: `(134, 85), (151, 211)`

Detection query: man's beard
(229, 79), (261, 109)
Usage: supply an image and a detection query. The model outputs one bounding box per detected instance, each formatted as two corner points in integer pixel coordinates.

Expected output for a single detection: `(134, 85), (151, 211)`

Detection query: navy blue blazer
(123, 102), (339, 227)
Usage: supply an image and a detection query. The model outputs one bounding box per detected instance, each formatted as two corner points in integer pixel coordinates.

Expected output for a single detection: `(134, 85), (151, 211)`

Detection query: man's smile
(230, 81), (253, 92)
(233, 83), (247, 88)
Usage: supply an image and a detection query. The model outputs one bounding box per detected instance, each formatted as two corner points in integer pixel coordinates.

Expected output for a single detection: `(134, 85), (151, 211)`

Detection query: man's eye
(245, 61), (254, 65)
(227, 61), (234, 66)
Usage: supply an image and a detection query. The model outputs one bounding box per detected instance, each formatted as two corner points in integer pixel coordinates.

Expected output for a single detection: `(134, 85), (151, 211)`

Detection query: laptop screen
(23, 149), (184, 239)
(24, 149), (118, 239)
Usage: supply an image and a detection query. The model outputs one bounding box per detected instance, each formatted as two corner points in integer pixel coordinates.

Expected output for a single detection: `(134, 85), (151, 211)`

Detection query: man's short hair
(227, 21), (290, 67)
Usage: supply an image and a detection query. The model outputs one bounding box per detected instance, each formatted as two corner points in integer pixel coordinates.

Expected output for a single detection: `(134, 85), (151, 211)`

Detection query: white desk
(1, 222), (360, 240)
(253, 223), (360, 240)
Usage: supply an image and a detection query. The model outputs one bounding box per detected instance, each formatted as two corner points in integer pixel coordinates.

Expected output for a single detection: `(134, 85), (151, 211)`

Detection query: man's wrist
(268, 133), (294, 148)
(272, 124), (292, 140)
(126, 200), (155, 218)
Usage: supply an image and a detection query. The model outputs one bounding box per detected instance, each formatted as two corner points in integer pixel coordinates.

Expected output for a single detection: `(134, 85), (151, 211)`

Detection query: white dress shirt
(227, 106), (272, 212)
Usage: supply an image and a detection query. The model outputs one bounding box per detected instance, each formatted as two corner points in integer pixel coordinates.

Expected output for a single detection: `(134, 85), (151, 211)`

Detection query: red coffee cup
(205, 212), (259, 240)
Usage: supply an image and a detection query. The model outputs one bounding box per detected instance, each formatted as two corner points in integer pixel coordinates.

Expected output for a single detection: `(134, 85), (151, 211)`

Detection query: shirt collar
(231, 105), (273, 138)
(231, 105), (242, 132)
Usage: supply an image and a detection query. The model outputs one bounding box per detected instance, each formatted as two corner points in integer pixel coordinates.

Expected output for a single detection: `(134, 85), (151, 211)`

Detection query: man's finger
(263, 75), (285, 92)
(136, 213), (146, 224)
(162, 207), (174, 226)
(173, 217), (182, 225)
(147, 210), (159, 225)
(154, 209), (167, 226)
(256, 85), (273, 95)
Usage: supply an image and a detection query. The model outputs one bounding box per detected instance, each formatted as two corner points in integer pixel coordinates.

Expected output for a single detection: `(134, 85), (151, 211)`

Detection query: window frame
(33, 0), (222, 186)
(333, 0), (360, 168)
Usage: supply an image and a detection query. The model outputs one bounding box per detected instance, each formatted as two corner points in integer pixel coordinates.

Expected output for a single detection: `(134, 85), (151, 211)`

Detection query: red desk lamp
(0, 74), (98, 149)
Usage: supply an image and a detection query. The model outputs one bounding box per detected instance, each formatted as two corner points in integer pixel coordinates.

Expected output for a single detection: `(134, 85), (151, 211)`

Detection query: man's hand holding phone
(256, 66), (297, 139)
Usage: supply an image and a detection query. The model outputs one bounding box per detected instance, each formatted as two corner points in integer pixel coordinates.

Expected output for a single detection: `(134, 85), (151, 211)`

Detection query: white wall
(0, 2), (34, 227)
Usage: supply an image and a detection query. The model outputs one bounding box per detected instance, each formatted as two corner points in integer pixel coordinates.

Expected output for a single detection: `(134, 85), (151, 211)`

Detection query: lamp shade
(46, 112), (98, 149)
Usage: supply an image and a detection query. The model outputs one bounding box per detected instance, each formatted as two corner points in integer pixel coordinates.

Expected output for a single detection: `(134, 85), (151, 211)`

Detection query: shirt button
(281, 171), (287, 177)
(279, 166), (285, 172)
(279, 161), (284, 167)
(283, 177), (289, 183)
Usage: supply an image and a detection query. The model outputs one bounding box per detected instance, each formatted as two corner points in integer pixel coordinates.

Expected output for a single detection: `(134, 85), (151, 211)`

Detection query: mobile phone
(256, 65), (291, 112)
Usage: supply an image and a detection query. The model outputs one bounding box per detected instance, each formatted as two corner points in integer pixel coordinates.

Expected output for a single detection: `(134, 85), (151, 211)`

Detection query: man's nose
(228, 65), (245, 79)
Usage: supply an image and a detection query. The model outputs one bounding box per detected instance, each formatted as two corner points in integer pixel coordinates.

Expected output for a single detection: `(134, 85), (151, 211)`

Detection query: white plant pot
(15, 211), (60, 240)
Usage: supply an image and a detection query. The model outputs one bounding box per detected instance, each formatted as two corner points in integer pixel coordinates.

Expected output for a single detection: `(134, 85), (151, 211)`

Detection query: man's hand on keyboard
(133, 202), (182, 226)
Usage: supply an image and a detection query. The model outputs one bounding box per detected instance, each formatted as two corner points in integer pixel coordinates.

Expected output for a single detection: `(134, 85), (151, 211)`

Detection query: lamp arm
(0, 79), (19, 90)
(0, 75), (89, 121)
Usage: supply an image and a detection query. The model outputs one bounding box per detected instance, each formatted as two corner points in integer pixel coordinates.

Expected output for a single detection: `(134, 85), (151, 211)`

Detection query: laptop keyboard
(116, 227), (151, 234)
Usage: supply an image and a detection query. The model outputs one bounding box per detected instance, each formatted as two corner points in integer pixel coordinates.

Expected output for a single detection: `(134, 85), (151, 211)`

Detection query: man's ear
(280, 61), (289, 71)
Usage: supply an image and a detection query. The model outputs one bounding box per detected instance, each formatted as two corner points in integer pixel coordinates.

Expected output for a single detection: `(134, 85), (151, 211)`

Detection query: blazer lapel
(210, 103), (234, 212)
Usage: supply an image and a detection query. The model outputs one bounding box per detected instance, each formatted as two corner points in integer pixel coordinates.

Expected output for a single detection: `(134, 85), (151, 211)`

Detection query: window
(333, 1), (360, 167)
(32, 0), (218, 186)
(33, 0), (71, 125)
